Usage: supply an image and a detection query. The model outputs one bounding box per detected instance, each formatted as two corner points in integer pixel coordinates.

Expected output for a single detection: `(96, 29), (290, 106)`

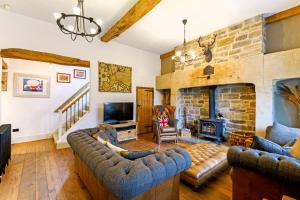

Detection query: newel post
(58, 110), (63, 140)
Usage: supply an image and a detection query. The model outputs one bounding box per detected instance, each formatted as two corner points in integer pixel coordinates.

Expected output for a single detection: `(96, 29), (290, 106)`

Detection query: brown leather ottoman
(180, 142), (229, 189)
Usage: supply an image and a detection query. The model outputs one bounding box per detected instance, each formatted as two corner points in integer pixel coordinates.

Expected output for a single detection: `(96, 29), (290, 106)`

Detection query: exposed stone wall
(216, 84), (256, 134)
(179, 84), (256, 136)
(175, 15), (265, 70)
(179, 87), (209, 124)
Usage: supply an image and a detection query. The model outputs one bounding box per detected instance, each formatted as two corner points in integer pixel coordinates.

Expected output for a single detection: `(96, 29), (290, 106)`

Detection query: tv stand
(109, 121), (138, 142)
(108, 121), (127, 125)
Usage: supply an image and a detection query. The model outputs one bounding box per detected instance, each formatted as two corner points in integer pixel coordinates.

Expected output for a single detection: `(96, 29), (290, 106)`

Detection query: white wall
(1, 58), (90, 143)
(0, 10), (161, 143)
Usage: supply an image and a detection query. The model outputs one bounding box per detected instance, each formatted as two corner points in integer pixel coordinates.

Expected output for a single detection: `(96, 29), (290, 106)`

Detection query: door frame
(136, 86), (154, 132)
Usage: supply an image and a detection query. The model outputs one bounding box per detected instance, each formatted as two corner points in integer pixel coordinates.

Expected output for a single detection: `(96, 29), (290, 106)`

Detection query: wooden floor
(0, 133), (232, 200)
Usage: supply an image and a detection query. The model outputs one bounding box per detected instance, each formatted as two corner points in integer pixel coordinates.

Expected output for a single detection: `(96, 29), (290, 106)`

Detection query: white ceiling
(1, 0), (300, 54)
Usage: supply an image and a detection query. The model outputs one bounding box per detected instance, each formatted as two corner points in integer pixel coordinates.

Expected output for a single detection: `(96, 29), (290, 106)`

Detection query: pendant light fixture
(172, 19), (197, 65)
(54, 0), (103, 42)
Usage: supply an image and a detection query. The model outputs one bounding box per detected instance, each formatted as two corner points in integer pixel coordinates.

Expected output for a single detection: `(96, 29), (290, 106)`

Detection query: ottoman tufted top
(183, 142), (228, 179)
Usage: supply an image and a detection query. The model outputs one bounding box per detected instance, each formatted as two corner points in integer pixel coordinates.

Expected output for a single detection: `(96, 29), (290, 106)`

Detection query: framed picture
(13, 73), (50, 98)
(57, 73), (71, 83)
(74, 69), (86, 79)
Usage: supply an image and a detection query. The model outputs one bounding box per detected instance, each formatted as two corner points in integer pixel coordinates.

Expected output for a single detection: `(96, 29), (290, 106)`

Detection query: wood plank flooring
(0, 133), (232, 200)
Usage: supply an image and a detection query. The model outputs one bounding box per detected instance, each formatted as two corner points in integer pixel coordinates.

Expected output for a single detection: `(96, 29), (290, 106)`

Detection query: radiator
(0, 124), (11, 182)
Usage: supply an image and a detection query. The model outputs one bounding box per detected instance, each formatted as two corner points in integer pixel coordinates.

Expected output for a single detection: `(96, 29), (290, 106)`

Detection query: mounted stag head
(197, 34), (217, 63)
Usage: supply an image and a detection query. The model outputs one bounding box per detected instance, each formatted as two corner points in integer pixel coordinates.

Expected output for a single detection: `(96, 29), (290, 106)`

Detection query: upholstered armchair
(152, 105), (178, 145)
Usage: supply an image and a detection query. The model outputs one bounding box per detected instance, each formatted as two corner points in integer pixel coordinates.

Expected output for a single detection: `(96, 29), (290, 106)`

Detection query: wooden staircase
(53, 83), (90, 149)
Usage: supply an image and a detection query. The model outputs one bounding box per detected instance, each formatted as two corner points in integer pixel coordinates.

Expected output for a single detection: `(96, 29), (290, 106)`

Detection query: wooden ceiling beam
(160, 50), (175, 60)
(266, 5), (300, 24)
(101, 0), (161, 42)
(0, 48), (90, 68)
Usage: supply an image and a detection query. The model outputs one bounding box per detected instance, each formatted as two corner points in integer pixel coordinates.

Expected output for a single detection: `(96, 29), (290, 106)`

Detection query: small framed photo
(57, 73), (71, 83)
(74, 69), (86, 79)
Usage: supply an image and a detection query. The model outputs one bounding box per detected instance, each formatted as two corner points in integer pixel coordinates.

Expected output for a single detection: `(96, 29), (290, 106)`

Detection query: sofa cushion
(106, 141), (127, 153)
(95, 124), (119, 145)
(120, 149), (156, 160)
(290, 136), (300, 159)
(266, 122), (300, 146)
(251, 136), (291, 156)
(160, 127), (176, 133)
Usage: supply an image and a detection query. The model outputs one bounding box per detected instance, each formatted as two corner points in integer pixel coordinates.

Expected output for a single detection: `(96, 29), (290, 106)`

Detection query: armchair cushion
(160, 127), (176, 133)
(159, 117), (169, 127)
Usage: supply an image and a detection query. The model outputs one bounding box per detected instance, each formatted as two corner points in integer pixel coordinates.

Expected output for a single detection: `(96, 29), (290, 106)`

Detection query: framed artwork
(57, 73), (71, 83)
(98, 62), (132, 93)
(13, 73), (50, 98)
(74, 69), (86, 79)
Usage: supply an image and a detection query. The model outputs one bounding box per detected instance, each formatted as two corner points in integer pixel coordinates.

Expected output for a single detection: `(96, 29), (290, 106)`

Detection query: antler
(198, 34), (217, 48)
(197, 37), (206, 48)
(207, 34), (217, 47)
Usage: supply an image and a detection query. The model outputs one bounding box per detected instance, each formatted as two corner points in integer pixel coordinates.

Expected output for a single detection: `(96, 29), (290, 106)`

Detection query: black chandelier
(54, 0), (102, 42)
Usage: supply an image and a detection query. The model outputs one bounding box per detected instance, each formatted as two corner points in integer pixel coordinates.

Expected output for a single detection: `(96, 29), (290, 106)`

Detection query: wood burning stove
(197, 86), (225, 142)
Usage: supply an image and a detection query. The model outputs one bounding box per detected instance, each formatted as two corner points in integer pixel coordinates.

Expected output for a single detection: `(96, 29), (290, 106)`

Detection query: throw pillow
(251, 136), (291, 156)
(266, 122), (300, 146)
(120, 149), (157, 160)
(290, 136), (300, 159)
(106, 141), (128, 154)
(159, 116), (169, 127)
(97, 136), (107, 145)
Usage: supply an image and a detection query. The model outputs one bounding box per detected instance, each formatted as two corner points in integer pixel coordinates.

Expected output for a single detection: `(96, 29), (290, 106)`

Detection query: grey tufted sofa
(67, 128), (192, 200)
(227, 146), (300, 199)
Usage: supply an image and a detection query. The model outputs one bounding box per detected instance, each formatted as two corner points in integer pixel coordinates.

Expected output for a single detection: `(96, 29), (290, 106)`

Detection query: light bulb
(53, 12), (62, 20)
(190, 50), (196, 59)
(180, 56), (186, 62)
(72, 6), (81, 15)
(90, 28), (97, 34)
(67, 25), (74, 31)
(176, 51), (182, 57)
(96, 19), (103, 26)
(171, 55), (175, 60)
(2, 4), (10, 10)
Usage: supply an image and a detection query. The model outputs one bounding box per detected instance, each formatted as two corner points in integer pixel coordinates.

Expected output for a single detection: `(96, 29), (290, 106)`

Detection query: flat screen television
(103, 102), (134, 123)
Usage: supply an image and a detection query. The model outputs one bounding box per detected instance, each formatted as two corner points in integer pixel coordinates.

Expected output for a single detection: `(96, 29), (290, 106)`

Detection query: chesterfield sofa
(67, 128), (192, 200)
(227, 146), (300, 200)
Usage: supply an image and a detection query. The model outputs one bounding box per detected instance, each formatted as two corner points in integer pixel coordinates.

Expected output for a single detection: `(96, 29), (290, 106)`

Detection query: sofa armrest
(227, 146), (300, 185)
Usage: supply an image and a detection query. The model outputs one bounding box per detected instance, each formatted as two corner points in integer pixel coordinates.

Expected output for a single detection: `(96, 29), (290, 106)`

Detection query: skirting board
(12, 133), (52, 144)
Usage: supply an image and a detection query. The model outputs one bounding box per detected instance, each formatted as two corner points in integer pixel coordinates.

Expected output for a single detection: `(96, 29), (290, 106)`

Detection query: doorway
(136, 87), (154, 134)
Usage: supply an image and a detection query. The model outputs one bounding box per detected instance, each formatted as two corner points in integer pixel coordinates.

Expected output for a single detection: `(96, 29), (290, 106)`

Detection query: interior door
(136, 87), (154, 134)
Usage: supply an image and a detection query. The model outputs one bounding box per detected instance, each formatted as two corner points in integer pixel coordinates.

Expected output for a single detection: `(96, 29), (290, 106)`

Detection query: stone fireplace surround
(179, 83), (256, 136)
(156, 49), (300, 137)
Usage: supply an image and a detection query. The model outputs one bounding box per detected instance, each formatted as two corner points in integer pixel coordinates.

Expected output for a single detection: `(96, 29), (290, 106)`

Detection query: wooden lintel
(101, 0), (161, 42)
(266, 5), (300, 24)
(0, 48), (90, 68)
(160, 50), (175, 59)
